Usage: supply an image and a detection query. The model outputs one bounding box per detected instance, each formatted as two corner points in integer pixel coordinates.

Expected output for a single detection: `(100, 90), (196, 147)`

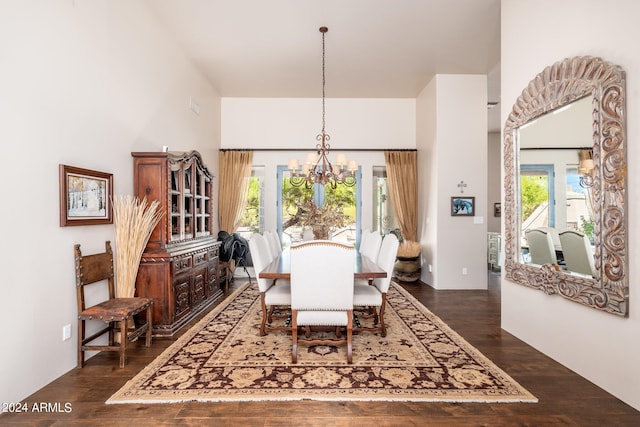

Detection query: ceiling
(145, 0), (502, 131)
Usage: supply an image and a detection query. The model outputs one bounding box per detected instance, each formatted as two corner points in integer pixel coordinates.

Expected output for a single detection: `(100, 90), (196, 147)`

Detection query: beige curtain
(384, 151), (418, 242)
(218, 150), (253, 233)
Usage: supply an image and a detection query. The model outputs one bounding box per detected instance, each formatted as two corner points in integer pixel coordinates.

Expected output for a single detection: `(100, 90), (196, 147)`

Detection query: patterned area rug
(107, 282), (536, 403)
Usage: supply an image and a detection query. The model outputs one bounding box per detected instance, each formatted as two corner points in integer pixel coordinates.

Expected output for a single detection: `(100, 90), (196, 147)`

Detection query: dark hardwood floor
(3, 272), (639, 426)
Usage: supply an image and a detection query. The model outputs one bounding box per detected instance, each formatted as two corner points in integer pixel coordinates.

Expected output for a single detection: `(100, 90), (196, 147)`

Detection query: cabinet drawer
(193, 251), (208, 266)
(172, 256), (193, 275)
(208, 246), (219, 261)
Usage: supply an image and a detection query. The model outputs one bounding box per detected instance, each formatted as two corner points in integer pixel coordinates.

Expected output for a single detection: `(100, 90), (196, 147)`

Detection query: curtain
(384, 151), (418, 242)
(218, 150), (253, 233)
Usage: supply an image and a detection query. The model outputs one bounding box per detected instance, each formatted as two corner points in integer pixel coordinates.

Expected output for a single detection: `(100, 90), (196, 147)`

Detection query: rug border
(106, 281), (537, 404)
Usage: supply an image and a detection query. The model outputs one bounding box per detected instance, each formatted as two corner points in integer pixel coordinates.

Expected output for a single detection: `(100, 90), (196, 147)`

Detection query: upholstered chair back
(372, 233), (399, 294)
(248, 233), (274, 293)
(559, 230), (595, 276)
(290, 240), (354, 312)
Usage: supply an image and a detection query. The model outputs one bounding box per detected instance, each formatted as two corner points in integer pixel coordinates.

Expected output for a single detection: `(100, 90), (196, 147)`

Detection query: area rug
(107, 282), (537, 403)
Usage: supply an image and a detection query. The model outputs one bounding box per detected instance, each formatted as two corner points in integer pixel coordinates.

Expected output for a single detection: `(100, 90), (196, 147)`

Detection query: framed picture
(59, 164), (113, 226)
(494, 202), (502, 217)
(451, 196), (475, 216)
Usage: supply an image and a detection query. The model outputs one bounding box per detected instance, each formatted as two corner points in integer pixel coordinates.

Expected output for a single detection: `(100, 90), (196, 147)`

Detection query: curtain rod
(219, 148), (417, 152)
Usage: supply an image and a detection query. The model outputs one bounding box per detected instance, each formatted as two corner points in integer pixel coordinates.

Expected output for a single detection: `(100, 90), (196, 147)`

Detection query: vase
(394, 255), (421, 282)
(312, 224), (330, 240)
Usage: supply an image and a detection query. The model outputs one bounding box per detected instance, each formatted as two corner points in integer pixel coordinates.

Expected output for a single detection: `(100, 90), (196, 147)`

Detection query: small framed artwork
(59, 164), (113, 226)
(494, 202), (502, 217)
(451, 196), (475, 216)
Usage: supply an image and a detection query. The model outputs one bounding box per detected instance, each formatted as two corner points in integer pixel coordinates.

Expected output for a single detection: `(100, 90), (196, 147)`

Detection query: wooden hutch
(132, 151), (222, 337)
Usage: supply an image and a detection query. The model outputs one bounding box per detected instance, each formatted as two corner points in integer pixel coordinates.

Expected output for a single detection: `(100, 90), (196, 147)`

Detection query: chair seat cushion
(264, 282), (291, 305)
(78, 297), (153, 321)
(353, 283), (382, 306)
(296, 310), (349, 326)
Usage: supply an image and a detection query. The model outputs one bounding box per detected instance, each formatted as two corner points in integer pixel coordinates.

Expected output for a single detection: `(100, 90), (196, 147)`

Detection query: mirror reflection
(518, 96), (596, 278)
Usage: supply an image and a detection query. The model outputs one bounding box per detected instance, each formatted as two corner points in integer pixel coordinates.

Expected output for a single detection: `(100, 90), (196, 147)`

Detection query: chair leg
(259, 293), (268, 336)
(379, 295), (387, 337)
(291, 310), (298, 364)
(108, 321), (115, 346)
(77, 319), (85, 368)
(119, 320), (127, 368)
(145, 306), (153, 348)
(346, 310), (353, 364)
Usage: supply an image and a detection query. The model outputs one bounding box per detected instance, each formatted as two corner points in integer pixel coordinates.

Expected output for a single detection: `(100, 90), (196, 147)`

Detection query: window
(236, 166), (264, 240)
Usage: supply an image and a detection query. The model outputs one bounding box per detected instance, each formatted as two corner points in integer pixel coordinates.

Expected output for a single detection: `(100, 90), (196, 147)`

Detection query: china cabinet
(132, 151), (222, 336)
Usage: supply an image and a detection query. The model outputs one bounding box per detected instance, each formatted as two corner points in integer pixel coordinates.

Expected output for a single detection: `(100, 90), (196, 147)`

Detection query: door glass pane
(520, 164), (554, 261)
(236, 166), (264, 240)
(566, 166), (594, 243)
(280, 169), (314, 247)
(277, 166), (360, 247)
(324, 182), (357, 245)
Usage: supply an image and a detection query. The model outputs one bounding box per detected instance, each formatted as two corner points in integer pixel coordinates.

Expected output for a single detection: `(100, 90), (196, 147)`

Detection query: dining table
(258, 248), (387, 281)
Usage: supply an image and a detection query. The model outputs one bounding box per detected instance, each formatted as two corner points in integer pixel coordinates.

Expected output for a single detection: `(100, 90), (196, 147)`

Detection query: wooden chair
(290, 240), (355, 363)
(75, 241), (153, 368)
(353, 233), (399, 337)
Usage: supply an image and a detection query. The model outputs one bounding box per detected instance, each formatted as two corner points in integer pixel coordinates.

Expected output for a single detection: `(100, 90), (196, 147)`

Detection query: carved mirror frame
(504, 56), (628, 316)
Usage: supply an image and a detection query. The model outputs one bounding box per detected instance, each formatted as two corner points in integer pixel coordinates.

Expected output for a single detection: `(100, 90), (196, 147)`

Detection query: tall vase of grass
(112, 195), (163, 341)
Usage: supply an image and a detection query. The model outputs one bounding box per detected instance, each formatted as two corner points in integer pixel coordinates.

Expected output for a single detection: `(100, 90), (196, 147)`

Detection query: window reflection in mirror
(516, 96), (594, 276)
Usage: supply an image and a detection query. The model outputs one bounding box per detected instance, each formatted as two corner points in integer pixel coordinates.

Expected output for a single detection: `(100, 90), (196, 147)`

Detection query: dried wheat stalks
(112, 195), (164, 298)
(397, 240), (421, 258)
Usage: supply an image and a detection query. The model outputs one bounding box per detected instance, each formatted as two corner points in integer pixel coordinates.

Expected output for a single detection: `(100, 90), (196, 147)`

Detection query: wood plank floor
(3, 272), (639, 426)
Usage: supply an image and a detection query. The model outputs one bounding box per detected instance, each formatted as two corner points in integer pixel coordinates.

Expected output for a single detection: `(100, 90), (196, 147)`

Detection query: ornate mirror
(503, 56), (628, 316)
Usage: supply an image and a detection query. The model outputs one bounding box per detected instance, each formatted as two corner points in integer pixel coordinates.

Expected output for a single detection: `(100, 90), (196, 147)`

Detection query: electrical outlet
(428, 264), (432, 273)
(462, 267), (468, 275)
(62, 324), (71, 341)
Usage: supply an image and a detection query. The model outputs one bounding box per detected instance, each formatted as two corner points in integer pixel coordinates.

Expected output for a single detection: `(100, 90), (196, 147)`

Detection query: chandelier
(288, 26), (357, 189)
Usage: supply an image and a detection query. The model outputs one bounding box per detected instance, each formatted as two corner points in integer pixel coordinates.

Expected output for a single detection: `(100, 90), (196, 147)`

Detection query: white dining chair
(290, 240), (355, 363)
(264, 229), (282, 260)
(525, 229), (558, 266)
(559, 230), (596, 277)
(353, 233), (399, 337)
(359, 229), (382, 262)
(248, 233), (291, 336)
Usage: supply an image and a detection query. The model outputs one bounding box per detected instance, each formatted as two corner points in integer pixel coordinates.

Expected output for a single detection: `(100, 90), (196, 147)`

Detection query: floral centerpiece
(297, 200), (346, 240)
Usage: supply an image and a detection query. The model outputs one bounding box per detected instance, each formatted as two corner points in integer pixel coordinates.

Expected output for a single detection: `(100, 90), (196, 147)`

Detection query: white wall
(501, 0), (640, 410)
(416, 78), (438, 285)
(0, 0), (220, 405)
(417, 75), (488, 289)
(221, 97), (416, 232)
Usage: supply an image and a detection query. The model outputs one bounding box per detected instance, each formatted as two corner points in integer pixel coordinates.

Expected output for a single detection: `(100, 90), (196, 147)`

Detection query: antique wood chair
(290, 240), (355, 363)
(75, 241), (153, 368)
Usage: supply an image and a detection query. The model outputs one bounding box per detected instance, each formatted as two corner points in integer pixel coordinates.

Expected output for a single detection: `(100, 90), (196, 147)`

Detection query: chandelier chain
(288, 26), (357, 189)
